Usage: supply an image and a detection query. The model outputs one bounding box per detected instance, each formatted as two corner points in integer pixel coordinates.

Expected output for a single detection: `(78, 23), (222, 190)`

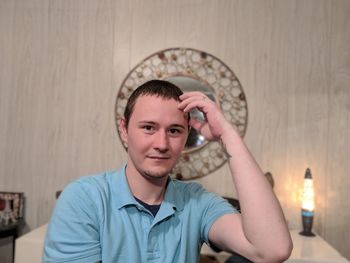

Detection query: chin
(148, 172), (169, 179)
(141, 170), (169, 181)
(141, 165), (174, 180)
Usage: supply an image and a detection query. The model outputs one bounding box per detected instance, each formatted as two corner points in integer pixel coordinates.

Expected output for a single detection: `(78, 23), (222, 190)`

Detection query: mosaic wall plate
(115, 47), (248, 180)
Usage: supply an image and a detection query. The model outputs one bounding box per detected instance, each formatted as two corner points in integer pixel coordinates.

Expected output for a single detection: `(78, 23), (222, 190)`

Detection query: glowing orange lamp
(300, 168), (315, 236)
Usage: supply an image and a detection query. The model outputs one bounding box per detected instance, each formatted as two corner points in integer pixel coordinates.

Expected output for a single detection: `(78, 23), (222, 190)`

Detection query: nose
(154, 130), (169, 153)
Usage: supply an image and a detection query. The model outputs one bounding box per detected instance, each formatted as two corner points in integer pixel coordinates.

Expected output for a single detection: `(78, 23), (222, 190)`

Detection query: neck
(125, 163), (168, 205)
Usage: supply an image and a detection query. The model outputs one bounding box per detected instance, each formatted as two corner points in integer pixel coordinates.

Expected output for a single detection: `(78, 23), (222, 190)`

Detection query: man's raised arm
(178, 92), (293, 263)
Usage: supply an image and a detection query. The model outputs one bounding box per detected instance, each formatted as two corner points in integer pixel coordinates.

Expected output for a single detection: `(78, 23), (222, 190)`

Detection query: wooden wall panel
(0, 0), (119, 228)
(326, 0), (350, 259)
(283, 0), (331, 232)
(0, 0), (349, 261)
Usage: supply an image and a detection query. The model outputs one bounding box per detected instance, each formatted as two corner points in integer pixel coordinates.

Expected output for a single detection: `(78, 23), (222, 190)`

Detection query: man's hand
(178, 92), (232, 141)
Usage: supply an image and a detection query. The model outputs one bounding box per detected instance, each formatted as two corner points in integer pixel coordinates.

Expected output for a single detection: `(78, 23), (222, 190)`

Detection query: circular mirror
(115, 48), (248, 180)
(166, 75), (216, 152)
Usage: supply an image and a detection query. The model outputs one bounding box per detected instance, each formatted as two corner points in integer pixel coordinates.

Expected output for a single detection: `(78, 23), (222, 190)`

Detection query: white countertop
(201, 229), (349, 263)
(14, 223), (47, 263)
(15, 225), (349, 263)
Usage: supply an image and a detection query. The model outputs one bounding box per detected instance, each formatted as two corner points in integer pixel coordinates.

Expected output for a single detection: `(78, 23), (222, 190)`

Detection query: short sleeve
(199, 189), (237, 246)
(42, 180), (102, 263)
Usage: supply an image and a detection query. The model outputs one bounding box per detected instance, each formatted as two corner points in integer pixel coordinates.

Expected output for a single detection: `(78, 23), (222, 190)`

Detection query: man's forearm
(220, 127), (292, 257)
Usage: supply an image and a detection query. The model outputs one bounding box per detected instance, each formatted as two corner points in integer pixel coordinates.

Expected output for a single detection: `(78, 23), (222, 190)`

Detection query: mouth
(147, 155), (171, 160)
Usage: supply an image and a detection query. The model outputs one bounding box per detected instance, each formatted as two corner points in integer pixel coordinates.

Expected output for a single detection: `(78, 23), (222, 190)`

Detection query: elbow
(281, 234), (294, 260)
(272, 240), (293, 262)
(256, 236), (293, 263)
(281, 237), (294, 261)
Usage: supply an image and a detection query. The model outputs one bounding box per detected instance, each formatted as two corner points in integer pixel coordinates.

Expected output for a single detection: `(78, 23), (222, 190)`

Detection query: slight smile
(147, 156), (171, 160)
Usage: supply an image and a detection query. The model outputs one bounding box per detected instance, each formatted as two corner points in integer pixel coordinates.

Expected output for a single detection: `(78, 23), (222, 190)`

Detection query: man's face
(120, 95), (188, 180)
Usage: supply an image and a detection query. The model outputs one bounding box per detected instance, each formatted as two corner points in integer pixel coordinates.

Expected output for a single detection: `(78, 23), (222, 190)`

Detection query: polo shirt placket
(114, 167), (184, 262)
(139, 209), (160, 261)
(147, 203), (177, 261)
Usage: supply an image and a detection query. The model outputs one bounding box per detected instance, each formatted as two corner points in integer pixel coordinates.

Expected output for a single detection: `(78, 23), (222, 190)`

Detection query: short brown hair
(123, 80), (184, 129)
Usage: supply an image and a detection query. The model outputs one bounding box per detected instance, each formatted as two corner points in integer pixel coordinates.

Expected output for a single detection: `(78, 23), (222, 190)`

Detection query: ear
(118, 117), (128, 147)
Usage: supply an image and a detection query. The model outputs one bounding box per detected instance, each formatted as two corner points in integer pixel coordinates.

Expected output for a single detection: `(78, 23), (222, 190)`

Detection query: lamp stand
(299, 209), (315, 237)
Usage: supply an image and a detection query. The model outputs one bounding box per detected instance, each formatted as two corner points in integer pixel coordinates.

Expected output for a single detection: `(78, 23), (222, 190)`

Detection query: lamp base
(300, 209), (315, 237)
(299, 230), (315, 237)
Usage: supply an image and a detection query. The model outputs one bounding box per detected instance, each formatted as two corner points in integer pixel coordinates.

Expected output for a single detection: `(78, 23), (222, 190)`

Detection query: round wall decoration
(115, 47), (248, 180)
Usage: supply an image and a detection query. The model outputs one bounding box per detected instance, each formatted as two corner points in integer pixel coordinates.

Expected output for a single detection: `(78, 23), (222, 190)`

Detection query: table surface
(14, 224), (48, 263)
(15, 225), (350, 263)
(201, 229), (350, 263)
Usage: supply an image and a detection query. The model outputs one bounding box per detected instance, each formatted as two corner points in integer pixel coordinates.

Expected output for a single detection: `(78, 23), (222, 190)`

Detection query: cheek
(127, 132), (149, 152)
(171, 138), (187, 153)
(127, 141), (149, 162)
(129, 138), (149, 152)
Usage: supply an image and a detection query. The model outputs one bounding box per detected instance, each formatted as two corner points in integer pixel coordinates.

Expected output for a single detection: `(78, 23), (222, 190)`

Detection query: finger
(189, 118), (206, 132)
(180, 100), (210, 113)
(178, 96), (204, 109)
(180, 93), (208, 103)
(180, 91), (207, 100)
(178, 94), (211, 111)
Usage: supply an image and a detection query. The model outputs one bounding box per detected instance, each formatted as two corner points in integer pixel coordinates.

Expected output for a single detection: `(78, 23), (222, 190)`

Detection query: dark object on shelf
(225, 252), (253, 263)
(0, 192), (25, 263)
(200, 254), (220, 263)
(223, 197), (241, 213)
(55, 190), (62, 199)
(265, 171), (274, 188)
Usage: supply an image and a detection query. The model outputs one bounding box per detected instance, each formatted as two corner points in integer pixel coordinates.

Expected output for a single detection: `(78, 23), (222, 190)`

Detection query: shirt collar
(113, 164), (184, 212)
(163, 179), (184, 212)
(113, 165), (138, 209)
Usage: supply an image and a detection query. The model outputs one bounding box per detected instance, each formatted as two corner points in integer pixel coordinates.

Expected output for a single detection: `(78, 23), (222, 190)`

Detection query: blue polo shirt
(43, 166), (236, 263)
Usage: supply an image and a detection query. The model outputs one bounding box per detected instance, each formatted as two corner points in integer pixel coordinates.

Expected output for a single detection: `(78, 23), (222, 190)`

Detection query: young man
(43, 80), (292, 263)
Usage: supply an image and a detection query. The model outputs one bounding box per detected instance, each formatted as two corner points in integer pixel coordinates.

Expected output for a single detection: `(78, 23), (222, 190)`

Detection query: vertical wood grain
(326, 0), (350, 259)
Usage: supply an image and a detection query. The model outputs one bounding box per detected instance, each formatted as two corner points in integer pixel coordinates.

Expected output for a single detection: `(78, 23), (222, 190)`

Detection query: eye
(141, 125), (155, 132)
(168, 128), (182, 135)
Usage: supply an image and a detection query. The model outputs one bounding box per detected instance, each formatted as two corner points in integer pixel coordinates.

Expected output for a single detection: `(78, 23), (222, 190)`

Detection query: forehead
(130, 95), (187, 124)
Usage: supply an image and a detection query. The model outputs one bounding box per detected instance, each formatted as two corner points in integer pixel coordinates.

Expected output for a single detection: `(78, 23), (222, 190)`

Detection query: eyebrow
(138, 121), (186, 130)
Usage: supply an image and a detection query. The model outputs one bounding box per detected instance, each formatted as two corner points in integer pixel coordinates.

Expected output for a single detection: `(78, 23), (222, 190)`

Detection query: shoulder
(66, 171), (115, 192)
(57, 171), (117, 209)
(44, 172), (116, 263)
